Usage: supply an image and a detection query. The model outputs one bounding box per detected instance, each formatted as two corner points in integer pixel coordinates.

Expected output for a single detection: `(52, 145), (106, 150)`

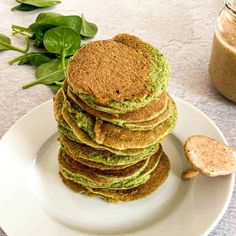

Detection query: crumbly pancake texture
(66, 33), (170, 113)
(60, 151), (170, 202)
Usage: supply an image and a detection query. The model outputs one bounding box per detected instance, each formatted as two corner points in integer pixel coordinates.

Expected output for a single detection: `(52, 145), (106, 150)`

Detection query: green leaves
(43, 26), (81, 69)
(17, 0), (61, 7)
(23, 59), (65, 89)
(0, 34), (11, 50)
(29, 14), (83, 47)
(12, 0), (61, 11)
(30, 23), (55, 47)
(32, 13), (82, 34)
(8, 52), (52, 66)
(35, 12), (61, 22)
(80, 14), (98, 38)
(0, 33), (29, 53)
(12, 4), (38, 11)
(5, 12), (97, 92)
(44, 26), (81, 57)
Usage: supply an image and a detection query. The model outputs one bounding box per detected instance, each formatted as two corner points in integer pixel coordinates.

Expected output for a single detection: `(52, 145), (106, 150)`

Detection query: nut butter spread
(209, 2), (236, 103)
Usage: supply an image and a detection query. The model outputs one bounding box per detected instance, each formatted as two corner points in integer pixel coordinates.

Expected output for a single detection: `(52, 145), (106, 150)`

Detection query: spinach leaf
(29, 14), (82, 47)
(0, 33), (30, 53)
(35, 12), (61, 22)
(49, 83), (61, 91)
(12, 3), (38, 11)
(0, 34), (11, 50)
(80, 14), (98, 38)
(30, 24), (54, 47)
(43, 26), (81, 57)
(16, 0), (61, 7)
(49, 80), (63, 91)
(8, 52), (52, 66)
(6, 12), (98, 91)
(23, 59), (65, 89)
(30, 14), (82, 34)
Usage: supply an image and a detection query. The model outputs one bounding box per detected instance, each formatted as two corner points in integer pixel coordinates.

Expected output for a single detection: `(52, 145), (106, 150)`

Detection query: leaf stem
(12, 29), (29, 36)
(61, 50), (65, 69)
(22, 80), (38, 89)
(23, 68), (64, 89)
(12, 25), (32, 34)
(2, 35), (29, 53)
(24, 36), (30, 53)
(8, 55), (26, 65)
(6, 44), (25, 53)
(55, 81), (63, 86)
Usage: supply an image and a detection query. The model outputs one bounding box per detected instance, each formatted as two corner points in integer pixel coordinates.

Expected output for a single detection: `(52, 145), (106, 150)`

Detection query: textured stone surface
(0, 0), (235, 235)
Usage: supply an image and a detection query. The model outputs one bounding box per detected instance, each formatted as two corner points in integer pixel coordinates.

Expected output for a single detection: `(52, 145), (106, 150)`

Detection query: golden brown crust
(53, 88), (64, 122)
(60, 151), (170, 202)
(66, 81), (168, 123)
(126, 96), (172, 127)
(67, 35), (151, 103)
(59, 149), (153, 178)
(60, 151), (132, 170)
(59, 134), (154, 169)
(61, 104), (158, 155)
(93, 100), (176, 150)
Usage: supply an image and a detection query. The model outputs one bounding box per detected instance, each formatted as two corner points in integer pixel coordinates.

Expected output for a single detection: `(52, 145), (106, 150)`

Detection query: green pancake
(65, 84), (172, 131)
(61, 147), (134, 170)
(94, 104), (177, 150)
(58, 149), (157, 187)
(65, 82), (169, 129)
(60, 85), (177, 150)
(62, 92), (177, 150)
(59, 134), (160, 166)
(60, 151), (170, 202)
(122, 97), (173, 130)
(61, 104), (160, 155)
(54, 88), (160, 157)
(59, 147), (161, 189)
(58, 125), (78, 142)
(66, 34), (170, 114)
(68, 91), (172, 131)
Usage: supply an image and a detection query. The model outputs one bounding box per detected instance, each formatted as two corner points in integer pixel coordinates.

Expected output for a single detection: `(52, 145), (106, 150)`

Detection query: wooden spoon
(182, 135), (236, 180)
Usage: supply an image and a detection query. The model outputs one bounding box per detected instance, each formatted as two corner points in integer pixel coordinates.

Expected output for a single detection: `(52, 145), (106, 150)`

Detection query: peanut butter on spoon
(182, 135), (236, 180)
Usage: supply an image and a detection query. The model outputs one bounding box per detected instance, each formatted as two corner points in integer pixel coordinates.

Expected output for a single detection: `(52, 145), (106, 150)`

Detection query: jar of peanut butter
(209, 0), (236, 103)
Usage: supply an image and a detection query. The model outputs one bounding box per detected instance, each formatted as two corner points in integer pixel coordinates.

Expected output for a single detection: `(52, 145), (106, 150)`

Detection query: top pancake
(66, 33), (170, 114)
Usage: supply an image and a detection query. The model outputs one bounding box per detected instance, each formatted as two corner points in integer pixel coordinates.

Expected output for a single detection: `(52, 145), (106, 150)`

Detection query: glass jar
(209, 0), (236, 103)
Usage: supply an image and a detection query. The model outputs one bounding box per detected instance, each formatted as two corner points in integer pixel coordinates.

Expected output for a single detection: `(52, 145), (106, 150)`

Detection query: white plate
(0, 97), (234, 236)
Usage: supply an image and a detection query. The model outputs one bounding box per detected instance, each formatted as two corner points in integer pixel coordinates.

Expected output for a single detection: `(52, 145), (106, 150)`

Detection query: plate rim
(0, 96), (234, 236)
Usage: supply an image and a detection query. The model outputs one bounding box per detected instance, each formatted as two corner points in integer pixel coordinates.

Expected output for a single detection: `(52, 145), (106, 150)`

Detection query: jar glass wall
(209, 0), (236, 102)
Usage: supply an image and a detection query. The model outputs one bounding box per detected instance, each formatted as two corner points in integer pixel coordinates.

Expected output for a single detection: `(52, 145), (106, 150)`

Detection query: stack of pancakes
(53, 34), (177, 202)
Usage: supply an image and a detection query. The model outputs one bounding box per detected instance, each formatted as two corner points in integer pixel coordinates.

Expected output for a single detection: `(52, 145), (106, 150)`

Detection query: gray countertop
(0, 0), (235, 235)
